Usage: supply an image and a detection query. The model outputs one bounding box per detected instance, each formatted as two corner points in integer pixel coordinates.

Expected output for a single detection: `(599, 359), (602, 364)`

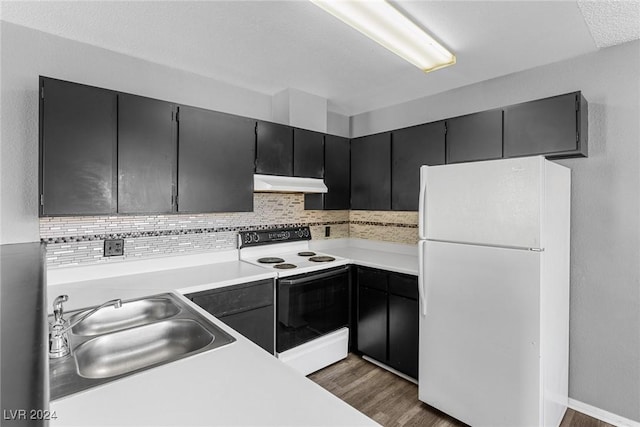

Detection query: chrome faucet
(49, 295), (122, 359)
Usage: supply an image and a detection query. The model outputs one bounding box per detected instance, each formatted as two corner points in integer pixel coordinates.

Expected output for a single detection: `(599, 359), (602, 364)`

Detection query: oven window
(276, 268), (349, 353)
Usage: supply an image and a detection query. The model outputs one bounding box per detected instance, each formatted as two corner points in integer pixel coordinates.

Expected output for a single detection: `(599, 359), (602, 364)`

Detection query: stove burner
(258, 257), (285, 264)
(309, 256), (336, 263)
(297, 251), (316, 257)
(274, 263), (297, 269)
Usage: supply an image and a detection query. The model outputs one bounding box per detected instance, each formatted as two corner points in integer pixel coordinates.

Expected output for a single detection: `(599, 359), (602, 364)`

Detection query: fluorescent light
(310, 0), (455, 73)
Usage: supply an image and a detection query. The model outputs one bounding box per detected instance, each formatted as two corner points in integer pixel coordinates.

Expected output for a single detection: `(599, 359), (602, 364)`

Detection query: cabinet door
(357, 285), (388, 362)
(504, 92), (587, 158)
(358, 267), (388, 292)
(305, 135), (350, 210)
(40, 77), (117, 215)
(118, 94), (176, 214)
(293, 128), (324, 178)
(177, 106), (255, 213)
(256, 121), (293, 176)
(388, 294), (419, 379)
(392, 122), (445, 211)
(324, 135), (351, 210)
(219, 305), (274, 354)
(351, 133), (391, 210)
(446, 110), (503, 164)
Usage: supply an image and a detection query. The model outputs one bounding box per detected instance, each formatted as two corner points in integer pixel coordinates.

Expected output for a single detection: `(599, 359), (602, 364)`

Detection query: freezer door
(419, 240), (541, 427)
(422, 156), (543, 248)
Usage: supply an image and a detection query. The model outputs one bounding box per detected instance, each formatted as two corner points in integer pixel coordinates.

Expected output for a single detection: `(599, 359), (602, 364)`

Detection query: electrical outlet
(104, 239), (124, 257)
(325, 226), (331, 237)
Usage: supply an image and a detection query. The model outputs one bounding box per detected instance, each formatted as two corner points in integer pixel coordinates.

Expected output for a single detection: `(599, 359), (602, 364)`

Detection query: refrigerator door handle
(418, 166), (427, 240)
(418, 240), (427, 316)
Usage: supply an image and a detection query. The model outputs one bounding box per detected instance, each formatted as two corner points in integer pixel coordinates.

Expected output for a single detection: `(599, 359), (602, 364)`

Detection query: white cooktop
(239, 242), (349, 278)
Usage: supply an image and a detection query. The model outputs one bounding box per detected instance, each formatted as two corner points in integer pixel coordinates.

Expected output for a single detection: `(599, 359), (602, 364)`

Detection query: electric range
(238, 226), (350, 376)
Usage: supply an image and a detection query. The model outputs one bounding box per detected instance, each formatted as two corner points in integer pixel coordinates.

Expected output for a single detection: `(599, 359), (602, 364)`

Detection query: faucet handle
(52, 295), (69, 323)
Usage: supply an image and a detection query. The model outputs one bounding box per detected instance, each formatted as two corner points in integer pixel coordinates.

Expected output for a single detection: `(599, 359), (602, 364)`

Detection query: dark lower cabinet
(177, 106), (255, 213)
(504, 91), (587, 159)
(388, 294), (419, 379)
(446, 109), (503, 164)
(39, 77), (117, 216)
(356, 266), (418, 379)
(186, 279), (274, 354)
(217, 305), (274, 353)
(118, 93), (176, 214)
(357, 286), (388, 362)
(351, 133), (391, 210)
(392, 121), (446, 211)
(256, 121), (293, 176)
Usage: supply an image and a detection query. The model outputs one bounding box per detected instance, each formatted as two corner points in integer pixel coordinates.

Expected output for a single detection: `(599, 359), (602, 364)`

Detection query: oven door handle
(278, 266), (350, 286)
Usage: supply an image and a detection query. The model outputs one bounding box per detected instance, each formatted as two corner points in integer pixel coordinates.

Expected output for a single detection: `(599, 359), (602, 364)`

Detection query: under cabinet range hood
(253, 174), (328, 193)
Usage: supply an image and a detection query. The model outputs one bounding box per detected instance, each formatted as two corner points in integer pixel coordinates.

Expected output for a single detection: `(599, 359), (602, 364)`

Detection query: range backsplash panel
(40, 194), (418, 268)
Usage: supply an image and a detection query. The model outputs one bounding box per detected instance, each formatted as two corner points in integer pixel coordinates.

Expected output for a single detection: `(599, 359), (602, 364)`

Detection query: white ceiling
(1, 0), (639, 116)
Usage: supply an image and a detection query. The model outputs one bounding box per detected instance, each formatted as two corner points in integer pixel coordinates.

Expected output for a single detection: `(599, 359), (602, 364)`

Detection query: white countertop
(49, 292), (376, 427)
(311, 238), (419, 276)
(47, 257), (276, 311)
(46, 240), (418, 426)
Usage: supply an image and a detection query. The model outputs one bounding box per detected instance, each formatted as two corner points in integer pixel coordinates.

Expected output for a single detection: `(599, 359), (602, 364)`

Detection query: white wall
(327, 110), (349, 138)
(0, 22), (274, 244)
(352, 40), (640, 422)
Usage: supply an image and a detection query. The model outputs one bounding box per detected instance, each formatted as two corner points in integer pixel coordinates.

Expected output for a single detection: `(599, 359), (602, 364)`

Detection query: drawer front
(357, 267), (388, 292)
(189, 279), (274, 317)
(388, 273), (418, 300)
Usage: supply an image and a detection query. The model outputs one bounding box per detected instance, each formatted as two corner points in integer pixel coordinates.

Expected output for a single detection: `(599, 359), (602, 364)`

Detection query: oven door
(276, 265), (350, 353)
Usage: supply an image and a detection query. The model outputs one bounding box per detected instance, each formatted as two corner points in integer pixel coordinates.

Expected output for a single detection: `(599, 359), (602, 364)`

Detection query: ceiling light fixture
(310, 0), (456, 73)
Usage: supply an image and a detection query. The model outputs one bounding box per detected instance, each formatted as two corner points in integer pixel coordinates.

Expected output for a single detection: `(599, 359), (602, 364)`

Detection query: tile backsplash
(40, 193), (417, 268)
(349, 210), (419, 245)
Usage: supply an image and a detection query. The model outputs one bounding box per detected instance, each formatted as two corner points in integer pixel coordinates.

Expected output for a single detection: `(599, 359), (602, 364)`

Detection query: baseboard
(361, 355), (418, 385)
(569, 398), (640, 427)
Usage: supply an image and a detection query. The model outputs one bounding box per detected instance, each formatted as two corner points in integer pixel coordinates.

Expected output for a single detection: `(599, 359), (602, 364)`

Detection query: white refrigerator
(417, 156), (570, 427)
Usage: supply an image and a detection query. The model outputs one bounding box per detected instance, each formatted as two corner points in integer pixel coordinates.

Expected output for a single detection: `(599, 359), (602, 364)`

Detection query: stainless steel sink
(75, 319), (214, 379)
(70, 297), (181, 336)
(49, 293), (235, 400)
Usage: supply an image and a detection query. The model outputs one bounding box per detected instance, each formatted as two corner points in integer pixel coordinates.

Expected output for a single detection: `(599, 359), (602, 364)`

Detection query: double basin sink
(49, 293), (235, 400)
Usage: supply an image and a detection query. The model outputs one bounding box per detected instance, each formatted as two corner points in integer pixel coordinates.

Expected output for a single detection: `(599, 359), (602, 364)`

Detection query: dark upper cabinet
(504, 92), (588, 159)
(256, 121), (293, 176)
(293, 128), (324, 178)
(392, 122), (446, 211)
(446, 110), (503, 164)
(118, 94), (176, 214)
(305, 135), (350, 210)
(324, 135), (351, 210)
(39, 77), (117, 216)
(351, 133), (391, 210)
(177, 106), (255, 213)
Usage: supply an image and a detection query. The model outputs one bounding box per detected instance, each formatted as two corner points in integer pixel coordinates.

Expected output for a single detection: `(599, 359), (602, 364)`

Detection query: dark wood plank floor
(309, 354), (612, 427)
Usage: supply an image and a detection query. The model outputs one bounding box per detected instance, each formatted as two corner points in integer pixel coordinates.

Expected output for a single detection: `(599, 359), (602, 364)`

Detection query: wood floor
(308, 354), (612, 427)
